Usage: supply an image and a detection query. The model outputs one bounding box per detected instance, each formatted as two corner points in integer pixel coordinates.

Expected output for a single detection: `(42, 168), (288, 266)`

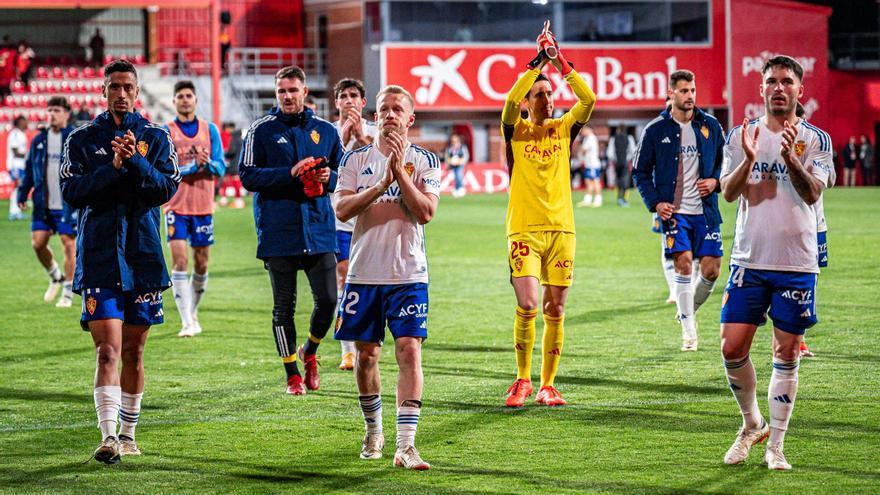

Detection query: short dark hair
(526, 73), (550, 98)
(174, 80), (196, 96)
(13, 116), (26, 126)
(669, 70), (695, 88)
(47, 96), (70, 112)
(103, 59), (138, 81)
(275, 65), (306, 83)
(334, 78), (366, 100)
(761, 55), (804, 81)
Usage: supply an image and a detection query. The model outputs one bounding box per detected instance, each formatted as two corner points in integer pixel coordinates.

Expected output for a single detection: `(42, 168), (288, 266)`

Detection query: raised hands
(780, 120), (801, 167)
(740, 118), (759, 163)
(111, 130), (136, 169)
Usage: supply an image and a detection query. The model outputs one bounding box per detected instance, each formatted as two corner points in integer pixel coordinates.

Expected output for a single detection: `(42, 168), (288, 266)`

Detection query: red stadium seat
(103, 55), (113, 65)
(60, 81), (72, 93)
(67, 67), (80, 78)
(20, 95), (32, 108)
(36, 66), (49, 78)
(91, 81), (102, 93)
(0, 113), (9, 124)
(75, 81), (87, 93)
(27, 81), (38, 93)
(83, 67), (96, 78)
(36, 95), (47, 108)
(29, 110), (41, 122)
(44, 80), (56, 92)
(11, 81), (24, 94)
(52, 67), (64, 78)
(4, 95), (14, 107)
(133, 55), (146, 65)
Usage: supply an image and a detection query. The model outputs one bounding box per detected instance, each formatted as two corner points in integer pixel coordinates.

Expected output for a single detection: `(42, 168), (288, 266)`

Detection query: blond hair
(376, 85), (415, 110)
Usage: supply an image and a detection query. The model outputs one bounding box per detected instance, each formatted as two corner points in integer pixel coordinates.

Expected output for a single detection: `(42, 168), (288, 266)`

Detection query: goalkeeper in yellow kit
(503, 24), (596, 407)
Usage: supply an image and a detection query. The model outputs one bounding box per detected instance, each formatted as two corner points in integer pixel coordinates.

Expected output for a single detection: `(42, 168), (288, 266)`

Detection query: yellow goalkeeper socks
(540, 313), (565, 387)
(514, 306), (538, 380)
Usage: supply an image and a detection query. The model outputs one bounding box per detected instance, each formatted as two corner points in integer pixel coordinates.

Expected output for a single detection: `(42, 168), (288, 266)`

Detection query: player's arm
(388, 136), (438, 225)
(325, 131), (344, 192)
(697, 121), (725, 197)
(335, 151), (388, 222)
(204, 123), (227, 177)
(17, 139), (36, 208)
(720, 121), (751, 203)
(501, 68), (543, 127)
(60, 132), (126, 209)
(781, 121), (823, 205)
(632, 126), (662, 213)
(238, 126), (299, 193)
(127, 128), (181, 206)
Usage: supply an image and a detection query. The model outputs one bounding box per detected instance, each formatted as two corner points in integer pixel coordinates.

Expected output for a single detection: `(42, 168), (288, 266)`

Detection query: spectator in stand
(219, 122), (244, 208)
(89, 29), (105, 67)
(75, 108), (92, 126)
(220, 27), (231, 74)
(860, 134), (874, 186)
(0, 39), (17, 99)
(304, 95), (319, 115)
(445, 133), (469, 198)
(842, 136), (858, 186)
(16, 40), (34, 85)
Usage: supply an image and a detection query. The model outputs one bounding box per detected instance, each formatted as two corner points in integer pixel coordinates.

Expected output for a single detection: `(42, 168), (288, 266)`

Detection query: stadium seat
(36, 95), (47, 108)
(67, 67), (80, 78)
(134, 55), (146, 65)
(3, 95), (14, 107)
(27, 81), (38, 93)
(60, 81), (72, 93)
(11, 81), (24, 94)
(52, 66), (64, 78)
(44, 80), (56, 92)
(36, 66), (49, 78)
(20, 95), (32, 108)
(83, 67), (96, 78)
(28, 110), (41, 122)
(91, 81), (102, 93)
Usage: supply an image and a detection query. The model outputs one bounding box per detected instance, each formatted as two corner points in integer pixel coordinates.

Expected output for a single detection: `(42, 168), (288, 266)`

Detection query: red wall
(156, 0), (304, 61)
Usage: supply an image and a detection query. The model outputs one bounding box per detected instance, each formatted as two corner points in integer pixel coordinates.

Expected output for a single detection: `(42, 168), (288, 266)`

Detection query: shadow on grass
(566, 301), (670, 325)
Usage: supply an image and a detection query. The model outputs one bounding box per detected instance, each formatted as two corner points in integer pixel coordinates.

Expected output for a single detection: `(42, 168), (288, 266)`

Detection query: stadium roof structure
(2, 0), (223, 123)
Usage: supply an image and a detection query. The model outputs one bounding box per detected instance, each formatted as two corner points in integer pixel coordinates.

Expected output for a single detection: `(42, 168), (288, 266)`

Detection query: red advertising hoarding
(382, 44), (727, 111)
(728, 0), (831, 128)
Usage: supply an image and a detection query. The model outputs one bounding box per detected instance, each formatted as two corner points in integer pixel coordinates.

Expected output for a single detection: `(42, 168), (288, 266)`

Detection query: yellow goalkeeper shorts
(507, 231), (576, 287)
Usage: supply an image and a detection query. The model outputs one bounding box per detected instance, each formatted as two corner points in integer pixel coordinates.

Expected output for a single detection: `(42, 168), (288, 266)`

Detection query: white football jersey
(722, 118), (832, 273)
(674, 119), (703, 215)
(579, 133), (600, 170)
(332, 117), (379, 232)
(336, 143), (441, 285)
(813, 150), (836, 233)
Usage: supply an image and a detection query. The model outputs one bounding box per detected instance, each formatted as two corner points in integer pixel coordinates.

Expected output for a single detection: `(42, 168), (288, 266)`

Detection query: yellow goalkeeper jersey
(502, 69), (596, 236)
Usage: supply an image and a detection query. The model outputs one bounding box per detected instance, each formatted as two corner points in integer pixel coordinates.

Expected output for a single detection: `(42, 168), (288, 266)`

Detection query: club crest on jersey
(666, 235), (675, 249)
(700, 124), (709, 139)
(168, 224), (176, 237)
(404, 162), (415, 177)
(137, 141), (149, 156)
(86, 296), (97, 315)
(514, 257), (523, 272)
(795, 140), (806, 157)
(310, 130), (320, 144)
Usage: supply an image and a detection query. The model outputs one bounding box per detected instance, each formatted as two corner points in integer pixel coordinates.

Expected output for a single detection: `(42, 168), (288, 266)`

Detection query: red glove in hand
(537, 30), (558, 59)
(300, 160), (324, 198)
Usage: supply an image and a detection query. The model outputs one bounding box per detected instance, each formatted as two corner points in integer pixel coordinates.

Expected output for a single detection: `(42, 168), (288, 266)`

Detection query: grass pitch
(1, 188), (878, 494)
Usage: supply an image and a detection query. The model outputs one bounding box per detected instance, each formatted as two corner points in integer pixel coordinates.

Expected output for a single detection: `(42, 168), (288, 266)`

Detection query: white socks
(724, 355), (762, 430)
(396, 404), (421, 449)
(662, 253), (675, 300)
(119, 391), (143, 440)
(191, 272), (208, 312)
(341, 340), (356, 355)
(94, 386), (121, 440)
(768, 358), (799, 445)
(694, 274), (716, 312)
(47, 262), (63, 282)
(674, 273), (696, 338)
(171, 271), (194, 327)
(359, 395), (383, 435)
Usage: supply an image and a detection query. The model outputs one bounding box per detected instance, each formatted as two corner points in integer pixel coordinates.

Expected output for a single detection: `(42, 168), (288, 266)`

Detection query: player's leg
(590, 177), (602, 206)
(387, 283), (430, 470)
(89, 318), (124, 464)
(763, 271), (817, 470)
(188, 214), (214, 335)
(509, 276), (539, 406)
(190, 245), (210, 335)
(719, 265), (771, 465)
(336, 231), (356, 370)
(57, 233), (76, 307)
(694, 255), (720, 312)
(691, 218), (722, 313)
(507, 234), (541, 406)
(167, 211), (195, 336)
(661, 237), (675, 304)
(119, 323), (150, 455)
(266, 257), (304, 394)
(31, 228), (63, 302)
(668, 215), (698, 350)
(296, 252), (337, 390)
(536, 284), (569, 406)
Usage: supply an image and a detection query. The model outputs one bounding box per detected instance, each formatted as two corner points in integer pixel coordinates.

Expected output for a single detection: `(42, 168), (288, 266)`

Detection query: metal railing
(227, 48), (326, 78)
(831, 33), (880, 70)
(156, 48), (213, 76)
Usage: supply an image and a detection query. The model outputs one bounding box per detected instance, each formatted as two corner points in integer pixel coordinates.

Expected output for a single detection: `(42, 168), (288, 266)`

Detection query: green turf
(1, 189), (878, 494)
